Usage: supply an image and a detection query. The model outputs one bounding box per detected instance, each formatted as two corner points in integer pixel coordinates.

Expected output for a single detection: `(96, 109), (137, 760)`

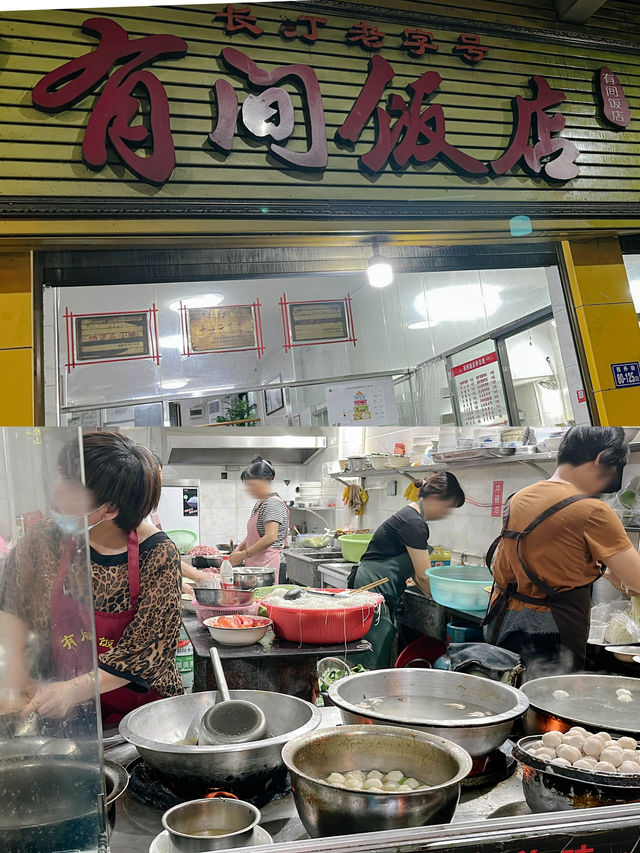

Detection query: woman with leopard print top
(2, 432), (183, 725)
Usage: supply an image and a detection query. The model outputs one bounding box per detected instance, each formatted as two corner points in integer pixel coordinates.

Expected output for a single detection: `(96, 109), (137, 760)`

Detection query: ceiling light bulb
(367, 253), (394, 288)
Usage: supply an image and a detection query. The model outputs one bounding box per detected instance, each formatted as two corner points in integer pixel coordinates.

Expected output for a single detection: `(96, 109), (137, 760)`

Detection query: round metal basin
(120, 690), (321, 786)
(282, 724), (472, 837)
(328, 668), (529, 758)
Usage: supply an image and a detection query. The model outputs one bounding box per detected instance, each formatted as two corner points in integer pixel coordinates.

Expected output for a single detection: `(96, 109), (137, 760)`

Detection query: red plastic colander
(263, 590), (383, 644)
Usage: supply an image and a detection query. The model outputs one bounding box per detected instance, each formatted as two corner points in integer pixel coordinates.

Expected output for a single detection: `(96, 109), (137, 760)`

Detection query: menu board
(450, 350), (509, 426)
(75, 312), (150, 361)
(188, 306), (256, 352)
(290, 301), (349, 343)
(325, 378), (398, 426)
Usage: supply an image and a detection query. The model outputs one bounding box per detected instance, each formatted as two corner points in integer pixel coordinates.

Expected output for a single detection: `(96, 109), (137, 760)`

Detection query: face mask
(51, 504), (106, 535)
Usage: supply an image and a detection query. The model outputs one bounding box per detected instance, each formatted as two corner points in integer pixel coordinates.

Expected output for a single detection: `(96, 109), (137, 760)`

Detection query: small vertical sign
(491, 481), (504, 518)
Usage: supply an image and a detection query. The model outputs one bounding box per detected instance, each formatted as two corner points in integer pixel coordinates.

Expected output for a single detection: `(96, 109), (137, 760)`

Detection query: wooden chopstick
(350, 577), (390, 594)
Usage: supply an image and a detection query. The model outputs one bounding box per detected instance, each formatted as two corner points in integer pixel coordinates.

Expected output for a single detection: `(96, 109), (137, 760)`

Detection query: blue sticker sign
(611, 361), (640, 388)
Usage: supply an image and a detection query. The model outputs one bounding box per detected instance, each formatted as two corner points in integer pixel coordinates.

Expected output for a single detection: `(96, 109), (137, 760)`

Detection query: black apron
(483, 493), (598, 669)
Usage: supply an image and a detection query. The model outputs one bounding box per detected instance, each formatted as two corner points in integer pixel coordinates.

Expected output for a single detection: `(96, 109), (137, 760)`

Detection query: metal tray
(432, 448), (516, 463)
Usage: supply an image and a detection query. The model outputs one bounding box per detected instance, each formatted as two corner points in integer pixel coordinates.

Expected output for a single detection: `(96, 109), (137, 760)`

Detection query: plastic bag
(591, 598), (640, 644)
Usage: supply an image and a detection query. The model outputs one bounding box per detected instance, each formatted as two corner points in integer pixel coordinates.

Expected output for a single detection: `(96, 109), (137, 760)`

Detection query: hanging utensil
(198, 648), (267, 745)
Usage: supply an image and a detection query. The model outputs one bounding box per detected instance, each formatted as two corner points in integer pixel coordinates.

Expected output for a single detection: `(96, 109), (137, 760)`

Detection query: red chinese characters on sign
(31, 17), (188, 185)
(347, 21), (386, 50)
(454, 34), (490, 64)
(401, 28), (439, 57)
(210, 47), (328, 170)
(491, 481), (504, 518)
(280, 15), (327, 44)
(215, 5), (262, 37)
(490, 75), (580, 181)
(598, 67), (631, 128)
(336, 55), (488, 175)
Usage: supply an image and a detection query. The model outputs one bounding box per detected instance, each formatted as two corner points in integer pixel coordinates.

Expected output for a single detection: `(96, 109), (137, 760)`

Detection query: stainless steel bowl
(193, 587), (254, 607)
(233, 569), (276, 590)
(282, 724), (472, 837)
(162, 798), (260, 852)
(120, 689), (322, 786)
(328, 668), (529, 758)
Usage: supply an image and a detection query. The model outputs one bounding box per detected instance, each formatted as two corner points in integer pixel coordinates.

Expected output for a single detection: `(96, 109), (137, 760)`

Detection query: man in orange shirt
(484, 426), (640, 676)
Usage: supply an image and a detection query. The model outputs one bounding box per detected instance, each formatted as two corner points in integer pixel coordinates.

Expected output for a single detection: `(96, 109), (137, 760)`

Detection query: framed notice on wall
(281, 294), (356, 351)
(75, 312), (150, 361)
(448, 346), (509, 427)
(325, 378), (398, 426)
(64, 306), (160, 372)
(181, 302), (265, 358)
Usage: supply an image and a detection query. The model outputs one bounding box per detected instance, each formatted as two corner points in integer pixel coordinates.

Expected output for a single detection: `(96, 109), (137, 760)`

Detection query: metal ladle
(284, 577), (389, 601)
(197, 648), (267, 746)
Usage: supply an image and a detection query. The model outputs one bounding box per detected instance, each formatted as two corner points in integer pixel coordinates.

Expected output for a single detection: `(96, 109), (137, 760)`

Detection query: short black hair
(59, 431), (162, 533)
(241, 456), (275, 482)
(414, 472), (465, 507)
(557, 426), (629, 469)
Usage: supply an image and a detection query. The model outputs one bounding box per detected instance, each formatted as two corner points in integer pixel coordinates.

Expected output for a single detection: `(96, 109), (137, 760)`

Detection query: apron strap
(127, 529), (141, 608)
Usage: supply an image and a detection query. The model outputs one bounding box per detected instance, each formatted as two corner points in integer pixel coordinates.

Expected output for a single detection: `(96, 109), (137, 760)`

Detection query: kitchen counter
(182, 613), (371, 698)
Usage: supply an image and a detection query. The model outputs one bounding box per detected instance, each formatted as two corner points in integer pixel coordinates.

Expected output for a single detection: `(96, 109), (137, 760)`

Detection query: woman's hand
(229, 550), (247, 568)
(22, 678), (87, 718)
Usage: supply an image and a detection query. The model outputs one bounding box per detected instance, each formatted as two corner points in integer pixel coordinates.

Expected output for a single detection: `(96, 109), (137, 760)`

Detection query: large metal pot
(0, 756), (102, 853)
(514, 736), (640, 812)
(521, 674), (640, 738)
(282, 724), (472, 837)
(120, 689), (322, 786)
(328, 668), (529, 758)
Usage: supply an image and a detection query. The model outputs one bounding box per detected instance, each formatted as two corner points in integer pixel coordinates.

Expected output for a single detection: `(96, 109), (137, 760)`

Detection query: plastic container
(425, 565), (493, 612)
(446, 622), (483, 643)
(430, 546), (451, 567)
(193, 600), (259, 625)
(166, 529), (198, 555)
(588, 620), (608, 644)
(297, 534), (332, 549)
(339, 533), (374, 563)
(176, 627), (194, 691)
(263, 591), (383, 644)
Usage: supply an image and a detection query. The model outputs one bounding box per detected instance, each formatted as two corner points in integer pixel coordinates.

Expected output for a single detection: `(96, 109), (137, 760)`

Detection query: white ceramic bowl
(606, 645), (640, 663)
(203, 616), (272, 646)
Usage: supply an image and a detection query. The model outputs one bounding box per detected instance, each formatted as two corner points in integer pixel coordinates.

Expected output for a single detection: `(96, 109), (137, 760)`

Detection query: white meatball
(367, 787), (384, 794)
(382, 782), (400, 792)
(619, 761), (640, 775)
(346, 780), (364, 790)
(557, 745), (582, 764)
(345, 770), (366, 782)
(536, 748), (556, 761)
(600, 747), (624, 768)
(552, 690), (570, 700)
(580, 756), (598, 768)
(542, 731), (563, 749)
(594, 761), (617, 774)
(403, 778), (420, 790)
(383, 770), (404, 783)
(364, 778), (384, 789)
(568, 726), (589, 737)
(618, 694), (634, 703)
(583, 736), (606, 757)
(366, 770), (383, 780)
(561, 734), (585, 750)
(573, 759), (596, 771)
(326, 773), (346, 785)
(550, 757), (572, 767)
(595, 731), (613, 742)
(397, 785), (413, 792)
(618, 737), (638, 752)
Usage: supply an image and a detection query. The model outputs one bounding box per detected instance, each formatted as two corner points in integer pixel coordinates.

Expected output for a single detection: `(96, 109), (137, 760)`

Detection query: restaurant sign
(3, 2), (640, 217)
(30, 10), (625, 186)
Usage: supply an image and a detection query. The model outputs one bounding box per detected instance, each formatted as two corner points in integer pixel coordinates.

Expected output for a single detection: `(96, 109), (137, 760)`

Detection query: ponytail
(414, 472), (465, 507)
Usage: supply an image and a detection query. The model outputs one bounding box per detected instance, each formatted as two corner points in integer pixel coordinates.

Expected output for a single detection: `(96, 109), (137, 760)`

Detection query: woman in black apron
(349, 472), (465, 669)
(483, 426), (639, 677)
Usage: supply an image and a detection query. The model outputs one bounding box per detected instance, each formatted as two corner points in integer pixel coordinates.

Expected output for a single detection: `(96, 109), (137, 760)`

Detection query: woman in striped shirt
(230, 457), (289, 570)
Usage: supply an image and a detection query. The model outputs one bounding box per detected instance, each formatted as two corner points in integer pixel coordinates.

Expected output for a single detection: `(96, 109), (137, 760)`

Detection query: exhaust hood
(164, 428), (329, 466)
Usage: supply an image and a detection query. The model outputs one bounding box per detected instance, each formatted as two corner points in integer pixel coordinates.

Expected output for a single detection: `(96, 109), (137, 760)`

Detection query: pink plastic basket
(194, 600), (259, 625)
(263, 590), (383, 644)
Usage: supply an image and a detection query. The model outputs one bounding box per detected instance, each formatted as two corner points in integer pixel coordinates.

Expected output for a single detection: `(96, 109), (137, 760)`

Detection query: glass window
(448, 341), (510, 427)
(622, 254), (640, 321)
(503, 319), (574, 427)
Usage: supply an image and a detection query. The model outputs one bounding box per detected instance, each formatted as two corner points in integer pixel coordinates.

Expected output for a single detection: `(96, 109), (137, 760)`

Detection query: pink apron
(245, 497), (289, 570)
(50, 530), (162, 725)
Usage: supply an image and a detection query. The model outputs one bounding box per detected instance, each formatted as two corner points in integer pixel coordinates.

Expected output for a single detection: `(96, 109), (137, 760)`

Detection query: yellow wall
(562, 239), (640, 425)
(0, 252), (34, 425)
